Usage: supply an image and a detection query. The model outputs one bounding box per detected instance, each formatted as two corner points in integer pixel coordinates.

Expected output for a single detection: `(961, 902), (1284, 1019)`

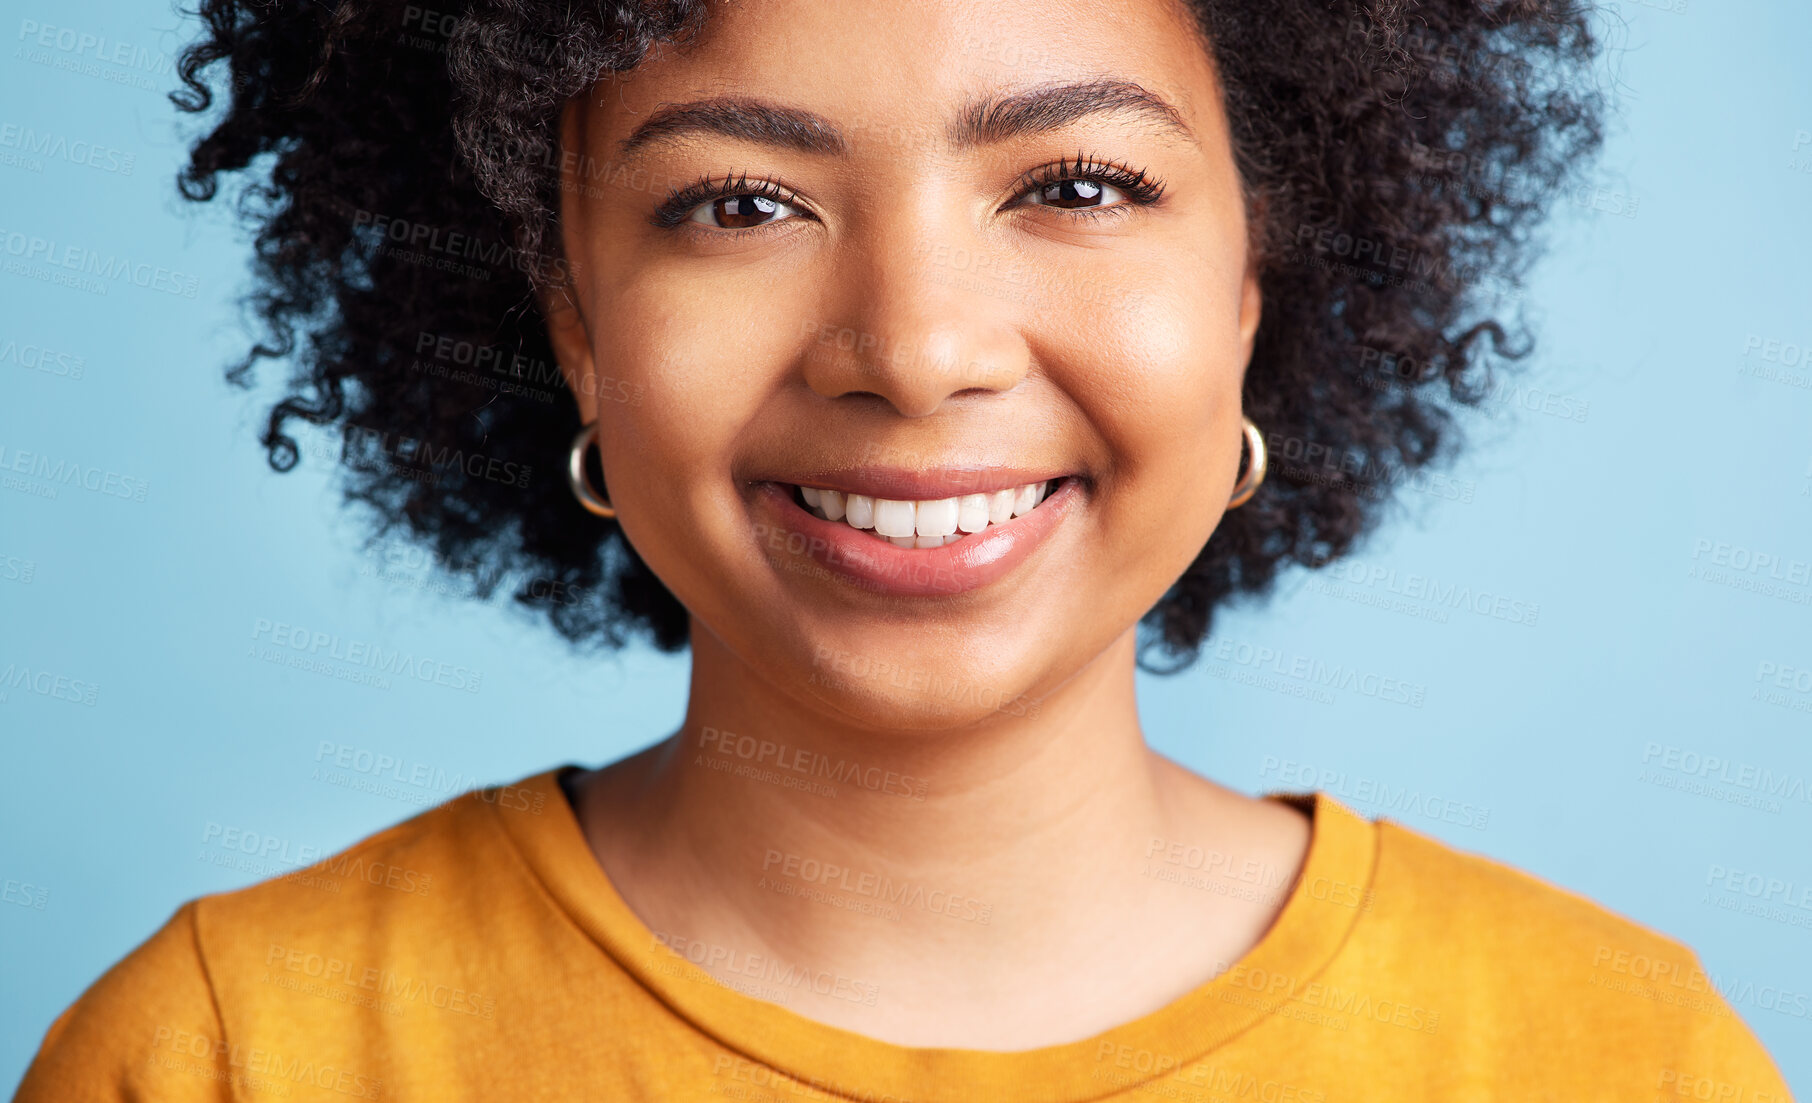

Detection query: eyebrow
(614, 79), (1196, 158)
(950, 79), (1196, 150)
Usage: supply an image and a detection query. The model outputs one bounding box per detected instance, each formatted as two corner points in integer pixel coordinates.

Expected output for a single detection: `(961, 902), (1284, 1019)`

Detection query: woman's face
(550, 0), (1259, 730)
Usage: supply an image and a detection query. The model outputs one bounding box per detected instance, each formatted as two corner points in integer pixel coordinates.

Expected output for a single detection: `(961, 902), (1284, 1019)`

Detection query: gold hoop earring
(567, 423), (617, 519)
(1228, 417), (1266, 509)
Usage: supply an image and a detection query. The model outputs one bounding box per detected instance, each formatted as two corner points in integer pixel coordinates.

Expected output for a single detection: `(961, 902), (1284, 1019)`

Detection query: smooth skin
(548, 0), (1311, 1049)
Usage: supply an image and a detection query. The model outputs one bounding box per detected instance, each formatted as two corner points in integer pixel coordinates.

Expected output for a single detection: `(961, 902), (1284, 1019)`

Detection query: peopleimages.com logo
(248, 618), (483, 693)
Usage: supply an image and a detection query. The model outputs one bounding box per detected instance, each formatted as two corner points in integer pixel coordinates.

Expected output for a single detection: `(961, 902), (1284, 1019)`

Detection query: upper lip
(753, 465), (1073, 501)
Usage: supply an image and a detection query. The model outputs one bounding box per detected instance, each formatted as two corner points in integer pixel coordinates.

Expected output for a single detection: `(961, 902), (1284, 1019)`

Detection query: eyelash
(648, 153), (1168, 234)
(650, 170), (805, 230)
(1008, 151), (1168, 218)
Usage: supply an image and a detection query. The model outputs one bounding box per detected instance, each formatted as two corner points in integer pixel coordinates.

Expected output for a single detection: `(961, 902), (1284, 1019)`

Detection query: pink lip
(751, 478), (1079, 597)
(757, 466), (1067, 502)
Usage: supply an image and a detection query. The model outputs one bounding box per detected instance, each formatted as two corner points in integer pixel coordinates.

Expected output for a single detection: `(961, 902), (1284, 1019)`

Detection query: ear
(1237, 264), (1263, 352)
(544, 278), (599, 427)
(1236, 195), (1265, 356)
(543, 96), (600, 425)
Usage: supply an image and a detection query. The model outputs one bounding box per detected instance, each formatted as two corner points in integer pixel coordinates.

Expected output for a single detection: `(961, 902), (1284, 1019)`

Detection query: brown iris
(708, 194), (782, 228)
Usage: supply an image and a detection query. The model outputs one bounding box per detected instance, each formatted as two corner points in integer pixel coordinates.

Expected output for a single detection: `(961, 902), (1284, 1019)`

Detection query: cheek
(589, 253), (820, 428)
(1035, 263), (1250, 584)
(1044, 270), (1248, 479)
(584, 279), (782, 537)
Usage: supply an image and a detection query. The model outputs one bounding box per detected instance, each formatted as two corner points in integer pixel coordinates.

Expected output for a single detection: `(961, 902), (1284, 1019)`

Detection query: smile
(752, 474), (1079, 597)
(792, 481), (1057, 548)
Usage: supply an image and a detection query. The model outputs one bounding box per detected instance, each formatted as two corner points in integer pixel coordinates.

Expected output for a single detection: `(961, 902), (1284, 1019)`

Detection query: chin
(766, 627), (1049, 733)
(796, 673), (1044, 734)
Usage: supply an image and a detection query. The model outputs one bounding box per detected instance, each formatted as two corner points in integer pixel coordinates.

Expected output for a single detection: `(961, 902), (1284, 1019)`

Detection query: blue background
(3, 0), (1808, 1093)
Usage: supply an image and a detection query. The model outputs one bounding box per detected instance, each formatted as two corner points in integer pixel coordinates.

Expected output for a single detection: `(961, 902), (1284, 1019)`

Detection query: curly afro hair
(171, 0), (1604, 671)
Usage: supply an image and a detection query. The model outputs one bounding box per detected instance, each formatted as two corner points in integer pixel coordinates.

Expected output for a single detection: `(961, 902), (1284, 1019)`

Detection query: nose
(800, 231), (1032, 418)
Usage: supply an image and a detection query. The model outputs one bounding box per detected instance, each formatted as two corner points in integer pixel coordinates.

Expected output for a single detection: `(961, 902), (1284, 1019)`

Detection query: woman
(16, 0), (1795, 1098)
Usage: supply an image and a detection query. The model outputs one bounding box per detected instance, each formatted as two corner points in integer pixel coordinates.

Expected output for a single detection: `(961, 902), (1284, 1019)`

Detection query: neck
(575, 623), (1307, 1047)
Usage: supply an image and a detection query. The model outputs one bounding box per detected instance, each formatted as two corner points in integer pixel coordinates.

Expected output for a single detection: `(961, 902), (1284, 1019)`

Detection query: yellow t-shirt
(16, 768), (1796, 1102)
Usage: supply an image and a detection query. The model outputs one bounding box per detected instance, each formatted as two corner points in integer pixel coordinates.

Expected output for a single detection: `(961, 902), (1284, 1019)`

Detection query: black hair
(172, 0), (1604, 670)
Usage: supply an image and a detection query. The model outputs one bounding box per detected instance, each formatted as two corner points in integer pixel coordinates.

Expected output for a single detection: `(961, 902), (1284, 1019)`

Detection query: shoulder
(1370, 814), (1678, 963)
(195, 773), (531, 938)
(188, 777), (547, 1023)
(15, 775), (556, 1099)
(1364, 814), (1794, 1097)
(14, 899), (228, 1101)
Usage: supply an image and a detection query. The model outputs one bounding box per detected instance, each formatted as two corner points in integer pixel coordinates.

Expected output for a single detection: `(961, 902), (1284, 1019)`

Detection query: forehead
(590, 0), (1222, 151)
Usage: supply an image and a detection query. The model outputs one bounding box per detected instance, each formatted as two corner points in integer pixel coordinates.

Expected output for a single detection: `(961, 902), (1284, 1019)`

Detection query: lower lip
(752, 480), (1079, 597)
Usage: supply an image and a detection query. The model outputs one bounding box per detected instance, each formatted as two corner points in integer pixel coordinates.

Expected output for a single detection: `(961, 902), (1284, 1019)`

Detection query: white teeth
(987, 489), (1016, 525)
(795, 479), (1059, 547)
(873, 498), (917, 538)
(915, 497), (959, 538)
(845, 493), (874, 529)
(956, 494), (990, 533)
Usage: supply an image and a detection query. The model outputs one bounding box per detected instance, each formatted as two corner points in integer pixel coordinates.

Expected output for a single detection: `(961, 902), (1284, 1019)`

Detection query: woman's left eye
(686, 194), (805, 230)
(1018, 179), (1129, 210)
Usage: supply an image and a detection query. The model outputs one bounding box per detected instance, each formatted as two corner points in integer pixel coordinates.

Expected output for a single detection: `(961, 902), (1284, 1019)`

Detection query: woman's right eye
(686, 194), (806, 230)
